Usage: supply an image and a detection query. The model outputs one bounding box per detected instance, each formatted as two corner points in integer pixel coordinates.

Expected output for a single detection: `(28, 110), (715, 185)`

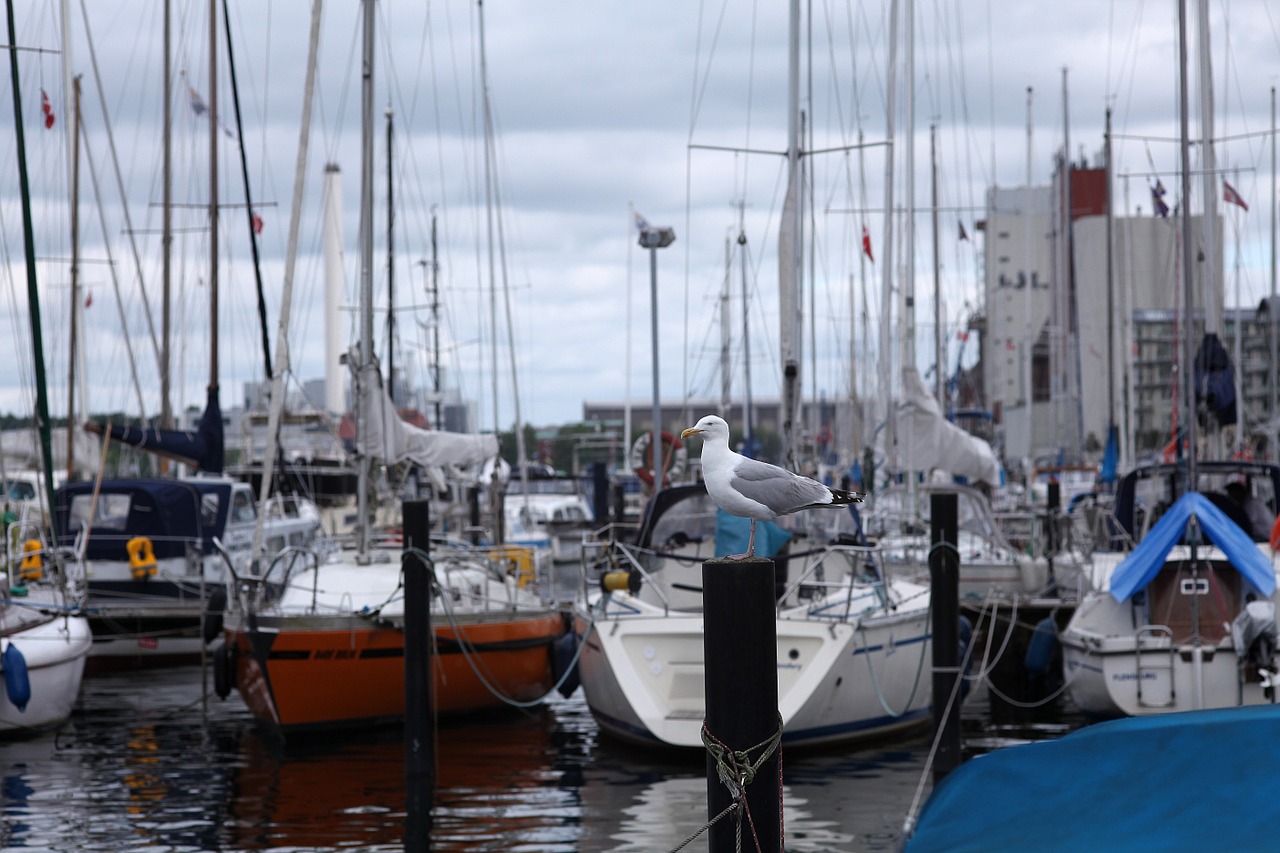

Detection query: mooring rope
(667, 713), (784, 853)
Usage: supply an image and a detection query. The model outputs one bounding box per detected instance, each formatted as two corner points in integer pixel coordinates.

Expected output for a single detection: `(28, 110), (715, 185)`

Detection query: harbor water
(0, 662), (1078, 852)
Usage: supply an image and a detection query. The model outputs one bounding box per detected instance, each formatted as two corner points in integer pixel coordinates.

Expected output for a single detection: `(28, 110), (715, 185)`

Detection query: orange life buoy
(629, 431), (687, 487)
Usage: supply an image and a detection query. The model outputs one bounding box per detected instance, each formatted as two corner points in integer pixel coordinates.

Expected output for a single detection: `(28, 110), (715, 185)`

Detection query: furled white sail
(358, 364), (497, 469)
(895, 367), (1001, 485)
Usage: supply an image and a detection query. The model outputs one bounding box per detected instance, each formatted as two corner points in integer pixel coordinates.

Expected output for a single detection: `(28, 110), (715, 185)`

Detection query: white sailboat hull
(574, 579), (932, 749)
(0, 613), (93, 735)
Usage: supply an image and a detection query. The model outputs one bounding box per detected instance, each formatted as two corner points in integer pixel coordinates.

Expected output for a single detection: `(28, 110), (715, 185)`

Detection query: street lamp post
(639, 221), (676, 493)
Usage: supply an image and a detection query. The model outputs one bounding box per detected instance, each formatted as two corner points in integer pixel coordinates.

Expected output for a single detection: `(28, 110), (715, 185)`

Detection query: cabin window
(69, 493), (132, 531)
(231, 491), (256, 523)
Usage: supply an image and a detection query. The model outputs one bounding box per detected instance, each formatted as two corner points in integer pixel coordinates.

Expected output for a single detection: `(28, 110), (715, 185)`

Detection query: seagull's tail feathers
(825, 487), (863, 507)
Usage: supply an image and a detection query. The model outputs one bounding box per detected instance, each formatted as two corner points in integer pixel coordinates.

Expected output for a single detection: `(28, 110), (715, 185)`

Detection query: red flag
(251, 212), (264, 234)
(40, 89), (54, 129)
(1223, 180), (1248, 212)
(84, 292), (93, 309)
(861, 224), (874, 262)
(1005, 339), (1016, 351)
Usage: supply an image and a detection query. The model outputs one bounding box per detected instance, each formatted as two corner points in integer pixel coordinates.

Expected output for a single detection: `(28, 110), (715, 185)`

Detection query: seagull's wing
(728, 457), (832, 515)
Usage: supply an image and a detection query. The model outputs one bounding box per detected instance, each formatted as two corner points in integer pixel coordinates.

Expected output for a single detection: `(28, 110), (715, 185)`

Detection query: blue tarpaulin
(1108, 491), (1275, 603)
(903, 704), (1280, 853)
(714, 510), (792, 559)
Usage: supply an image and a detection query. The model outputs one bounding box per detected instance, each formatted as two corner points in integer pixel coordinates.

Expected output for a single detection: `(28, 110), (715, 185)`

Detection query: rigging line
(76, 0), (163, 396)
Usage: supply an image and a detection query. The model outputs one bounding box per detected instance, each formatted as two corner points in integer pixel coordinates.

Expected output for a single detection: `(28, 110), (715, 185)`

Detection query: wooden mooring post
(929, 491), (962, 784)
(703, 557), (783, 853)
(403, 499), (434, 852)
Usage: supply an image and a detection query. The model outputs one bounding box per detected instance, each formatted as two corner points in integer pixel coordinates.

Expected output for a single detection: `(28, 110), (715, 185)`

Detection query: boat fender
(600, 570), (641, 596)
(1024, 616), (1059, 678)
(552, 632), (581, 698)
(211, 637), (235, 700)
(957, 615), (974, 698)
(203, 586), (227, 644)
(2, 641), (31, 712)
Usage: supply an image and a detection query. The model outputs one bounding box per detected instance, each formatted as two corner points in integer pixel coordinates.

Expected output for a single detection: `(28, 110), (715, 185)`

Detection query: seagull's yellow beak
(680, 426), (702, 439)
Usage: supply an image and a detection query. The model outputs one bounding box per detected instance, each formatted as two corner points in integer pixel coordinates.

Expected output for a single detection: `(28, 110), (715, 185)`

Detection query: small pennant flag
(1151, 181), (1170, 218)
(1223, 180), (1248, 212)
(861, 224), (874, 262)
(188, 85), (208, 116)
(85, 292), (93, 309)
(40, 89), (54, 129)
(251, 212), (264, 235)
(958, 220), (969, 242)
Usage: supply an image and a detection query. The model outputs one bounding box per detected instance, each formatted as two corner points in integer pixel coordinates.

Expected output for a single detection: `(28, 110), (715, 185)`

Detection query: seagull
(680, 414), (862, 560)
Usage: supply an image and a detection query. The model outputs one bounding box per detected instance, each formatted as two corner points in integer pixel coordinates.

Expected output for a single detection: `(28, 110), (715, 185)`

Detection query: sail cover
(895, 367), (1001, 486)
(1108, 491), (1275, 602)
(904, 703), (1280, 853)
(358, 365), (497, 468)
(86, 385), (224, 474)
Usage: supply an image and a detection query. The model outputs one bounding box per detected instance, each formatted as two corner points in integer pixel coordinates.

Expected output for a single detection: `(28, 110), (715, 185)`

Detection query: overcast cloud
(2, 0), (1279, 434)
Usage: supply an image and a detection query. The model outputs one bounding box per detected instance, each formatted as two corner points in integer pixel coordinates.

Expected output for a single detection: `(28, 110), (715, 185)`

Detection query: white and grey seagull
(680, 414), (862, 560)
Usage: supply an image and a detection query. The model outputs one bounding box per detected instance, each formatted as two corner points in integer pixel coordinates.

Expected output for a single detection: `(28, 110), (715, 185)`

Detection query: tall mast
(1023, 86), (1034, 463)
(6, 0), (59, 525)
(386, 107), (396, 403)
(431, 210), (442, 429)
(931, 123), (942, 405)
(356, 0), (375, 556)
(876, 0), (899, 472)
(162, 0), (172, 430)
(1178, 0), (1198, 490)
(67, 76), (82, 483)
(1104, 107), (1117, 472)
(1271, 86), (1278, 449)
(779, 0), (802, 468)
(208, 0), (219, 410)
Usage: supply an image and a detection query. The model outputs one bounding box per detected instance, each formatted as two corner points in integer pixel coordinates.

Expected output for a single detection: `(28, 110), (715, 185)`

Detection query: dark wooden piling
(929, 491), (962, 784)
(403, 499), (434, 852)
(1045, 480), (1060, 595)
(703, 557), (782, 853)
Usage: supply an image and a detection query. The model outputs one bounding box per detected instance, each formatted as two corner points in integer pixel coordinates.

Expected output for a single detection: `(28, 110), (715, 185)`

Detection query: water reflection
(0, 664), (1065, 852)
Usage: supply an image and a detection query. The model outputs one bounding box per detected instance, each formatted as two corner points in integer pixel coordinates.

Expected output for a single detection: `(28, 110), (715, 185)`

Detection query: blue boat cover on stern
(904, 704), (1280, 853)
(1108, 491), (1275, 603)
(714, 510), (791, 559)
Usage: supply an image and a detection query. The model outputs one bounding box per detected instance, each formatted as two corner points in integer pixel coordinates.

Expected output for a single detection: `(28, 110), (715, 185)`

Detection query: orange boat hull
(226, 611), (565, 731)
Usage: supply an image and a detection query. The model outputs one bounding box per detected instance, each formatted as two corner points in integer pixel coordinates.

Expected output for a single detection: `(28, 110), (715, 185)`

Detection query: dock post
(1045, 480), (1060, 594)
(703, 557), (782, 853)
(929, 491), (962, 784)
(403, 499), (434, 852)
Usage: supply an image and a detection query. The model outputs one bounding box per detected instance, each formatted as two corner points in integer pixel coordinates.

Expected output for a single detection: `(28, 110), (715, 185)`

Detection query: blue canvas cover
(87, 386), (225, 474)
(714, 510), (792, 559)
(904, 704), (1280, 853)
(1108, 491), (1275, 602)
(54, 479), (206, 561)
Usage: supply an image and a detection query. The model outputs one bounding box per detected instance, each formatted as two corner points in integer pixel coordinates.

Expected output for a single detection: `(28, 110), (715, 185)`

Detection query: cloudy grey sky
(3, 0), (1280, 434)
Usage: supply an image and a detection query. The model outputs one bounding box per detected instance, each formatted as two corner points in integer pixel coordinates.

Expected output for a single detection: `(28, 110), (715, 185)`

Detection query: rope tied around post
(690, 713), (784, 853)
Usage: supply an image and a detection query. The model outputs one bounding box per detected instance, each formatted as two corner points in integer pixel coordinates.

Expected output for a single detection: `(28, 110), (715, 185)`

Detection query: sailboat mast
(1178, 0), (1198, 490)
(162, 0), (172, 430)
(386, 107), (395, 403)
(1023, 86), (1034, 463)
(1272, 86), (1277, 445)
(357, 0), (375, 556)
(5, 0), (59, 526)
(1105, 107), (1117, 467)
(780, 0), (802, 468)
(877, 0), (899, 474)
(208, 0), (220, 403)
(931, 123), (942, 405)
(68, 76), (82, 483)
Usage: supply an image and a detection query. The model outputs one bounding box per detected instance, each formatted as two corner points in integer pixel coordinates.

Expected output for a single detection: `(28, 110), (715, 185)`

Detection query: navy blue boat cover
(904, 703), (1280, 852)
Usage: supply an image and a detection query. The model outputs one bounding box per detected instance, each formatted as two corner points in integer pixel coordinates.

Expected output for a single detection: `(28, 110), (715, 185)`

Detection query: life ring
(629, 431), (687, 487)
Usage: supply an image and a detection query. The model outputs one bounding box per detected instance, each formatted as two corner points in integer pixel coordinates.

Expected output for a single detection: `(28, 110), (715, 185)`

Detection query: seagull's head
(681, 414), (730, 445)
